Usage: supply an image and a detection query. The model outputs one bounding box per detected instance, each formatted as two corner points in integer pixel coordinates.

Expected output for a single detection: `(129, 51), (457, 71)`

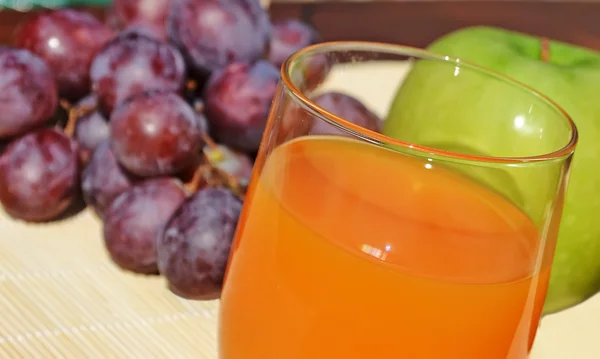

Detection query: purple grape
(190, 97), (210, 134)
(112, 0), (172, 41)
(268, 19), (321, 69)
(310, 92), (382, 136)
(204, 144), (253, 186)
(14, 9), (114, 101)
(0, 129), (79, 222)
(105, 5), (120, 31)
(119, 23), (168, 42)
(0, 47), (58, 139)
(168, 0), (271, 78)
(204, 60), (279, 153)
(110, 91), (206, 177)
(158, 187), (242, 299)
(90, 31), (186, 115)
(81, 142), (136, 218)
(73, 95), (109, 163)
(103, 178), (187, 274)
(302, 52), (332, 92)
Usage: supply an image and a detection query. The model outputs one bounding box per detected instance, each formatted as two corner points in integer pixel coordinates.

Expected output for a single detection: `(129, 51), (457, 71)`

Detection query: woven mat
(0, 208), (219, 358)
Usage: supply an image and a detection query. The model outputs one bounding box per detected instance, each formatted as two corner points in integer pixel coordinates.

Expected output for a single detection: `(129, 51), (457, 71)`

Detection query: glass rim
(281, 41), (578, 165)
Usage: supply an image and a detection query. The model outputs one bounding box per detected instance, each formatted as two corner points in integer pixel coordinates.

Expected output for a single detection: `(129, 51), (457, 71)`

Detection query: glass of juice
(219, 42), (578, 359)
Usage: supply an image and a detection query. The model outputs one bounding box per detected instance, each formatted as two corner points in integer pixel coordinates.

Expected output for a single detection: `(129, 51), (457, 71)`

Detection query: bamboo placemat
(0, 208), (220, 358)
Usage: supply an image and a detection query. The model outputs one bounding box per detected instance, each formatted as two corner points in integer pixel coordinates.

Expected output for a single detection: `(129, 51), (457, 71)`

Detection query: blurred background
(1, 0), (599, 52)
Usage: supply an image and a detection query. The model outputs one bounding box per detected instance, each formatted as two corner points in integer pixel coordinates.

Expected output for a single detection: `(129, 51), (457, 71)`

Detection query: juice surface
(219, 136), (550, 359)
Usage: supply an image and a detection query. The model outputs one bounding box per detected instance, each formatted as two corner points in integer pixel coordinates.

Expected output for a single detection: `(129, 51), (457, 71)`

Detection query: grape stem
(207, 162), (247, 202)
(187, 79), (198, 93)
(60, 100), (97, 137)
(189, 91), (222, 157)
(202, 133), (220, 150)
(201, 133), (226, 163)
(194, 104), (223, 158)
(185, 154), (246, 201)
(194, 101), (204, 114)
(59, 99), (72, 112)
(185, 163), (212, 192)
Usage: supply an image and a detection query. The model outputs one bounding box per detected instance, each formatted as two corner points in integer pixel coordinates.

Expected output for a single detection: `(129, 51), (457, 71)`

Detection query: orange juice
(219, 136), (550, 359)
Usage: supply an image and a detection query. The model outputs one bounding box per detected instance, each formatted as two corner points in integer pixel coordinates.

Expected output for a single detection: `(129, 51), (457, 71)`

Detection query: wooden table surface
(1, 1), (600, 51)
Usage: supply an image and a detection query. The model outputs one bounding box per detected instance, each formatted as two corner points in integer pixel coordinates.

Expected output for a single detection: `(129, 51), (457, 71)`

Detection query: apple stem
(541, 37), (551, 63)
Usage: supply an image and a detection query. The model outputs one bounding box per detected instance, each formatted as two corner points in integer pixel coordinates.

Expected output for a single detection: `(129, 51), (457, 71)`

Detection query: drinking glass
(219, 41), (577, 359)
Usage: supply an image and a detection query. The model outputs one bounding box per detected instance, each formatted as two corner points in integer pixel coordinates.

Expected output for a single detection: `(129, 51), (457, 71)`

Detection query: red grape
(204, 60), (279, 153)
(0, 47), (58, 139)
(158, 187), (242, 299)
(73, 95), (109, 163)
(103, 178), (187, 274)
(90, 31), (186, 115)
(302, 52), (332, 92)
(269, 19), (321, 69)
(168, 0), (271, 79)
(0, 129), (79, 222)
(311, 92), (382, 136)
(105, 5), (120, 31)
(110, 91), (206, 177)
(112, 0), (172, 41)
(14, 9), (114, 101)
(190, 97), (210, 135)
(81, 142), (136, 218)
(119, 23), (168, 42)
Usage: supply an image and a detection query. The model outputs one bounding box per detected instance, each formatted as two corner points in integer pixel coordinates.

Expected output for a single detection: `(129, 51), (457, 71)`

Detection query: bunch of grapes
(0, 0), (380, 300)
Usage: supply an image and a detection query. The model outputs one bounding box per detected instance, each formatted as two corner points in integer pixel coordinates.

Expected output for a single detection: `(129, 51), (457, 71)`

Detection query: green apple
(383, 26), (600, 314)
